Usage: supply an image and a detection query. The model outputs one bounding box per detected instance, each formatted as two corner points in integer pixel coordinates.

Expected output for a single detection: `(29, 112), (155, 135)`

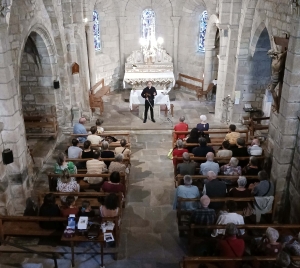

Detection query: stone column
(171, 16), (181, 77)
(118, 16), (127, 87)
(268, 9), (300, 223)
(204, 46), (215, 91)
(86, 22), (96, 87)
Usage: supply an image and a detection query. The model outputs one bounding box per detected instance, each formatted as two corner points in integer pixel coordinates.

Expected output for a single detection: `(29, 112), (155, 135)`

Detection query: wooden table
(61, 232), (106, 267)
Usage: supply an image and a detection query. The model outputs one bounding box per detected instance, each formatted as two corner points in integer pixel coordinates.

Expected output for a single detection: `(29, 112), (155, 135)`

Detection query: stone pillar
(171, 16), (181, 77)
(204, 47), (215, 91)
(118, 16), (127, 87)
(86, 22), (96, 87)
(268, 10), (300, 223)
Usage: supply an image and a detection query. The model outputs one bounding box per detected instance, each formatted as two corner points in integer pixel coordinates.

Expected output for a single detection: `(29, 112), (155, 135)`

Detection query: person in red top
(102, 171), (125, 197)
(174, 116), (189, 140)
(172, 139), (188, 167)
(217, 223), (245, 268)
(60, 196), (79, 217)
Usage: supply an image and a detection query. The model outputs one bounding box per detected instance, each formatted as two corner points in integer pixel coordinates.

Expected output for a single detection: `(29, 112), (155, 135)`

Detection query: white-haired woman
(228, 176), (252, 209)
(108, 153), (126, 174)
(220, 157), (242, 176)
(196, 115), (209, 132)
(172, 139), (188, 167)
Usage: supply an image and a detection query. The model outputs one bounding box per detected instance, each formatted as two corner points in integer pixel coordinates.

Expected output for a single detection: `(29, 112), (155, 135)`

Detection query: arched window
(142, 9), (156, 42)
(199, 10), (208, 52)
(93, 10), (101, 51)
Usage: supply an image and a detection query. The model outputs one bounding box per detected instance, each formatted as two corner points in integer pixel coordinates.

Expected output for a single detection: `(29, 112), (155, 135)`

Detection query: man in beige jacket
(85, 150), (107, 184)
(224, 124), (240, 146)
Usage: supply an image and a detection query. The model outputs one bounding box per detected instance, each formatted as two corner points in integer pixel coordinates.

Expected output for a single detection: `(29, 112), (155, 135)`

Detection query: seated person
(203, 171), (227, 210)
(217, 223), (245, 268)
(73, 117), (88, 143)
(174, 116), (189, 140)
(39, 193), (62, 229)
(102, 171), (126, 197)
(109, 154), (127, 174)
(257, 227), (282, 256)
(231, 138), (249, 167)
(249, 170), (274, 196)
(100, 193), (119, 217)
(101, 141), (114, 168)
(220, 157), (242, 176)
(224, 124), (240, 147)
(248, 138), (263, 156)
(54, 152), (77, 175)
(81, 140), (94, 169)
(85, 150), (107, 185)
(57, 170), (80, 203)
(177, 152), (197, 176)
(79, 200), (95, 217)
(172, 139), (188, 167)
(200, 152), (220, 175)
(228, 176), (252, 208)
(216, 140), (232, 164)
(61, 196), (79, 217)
(192, 137), (215, 158)
(274, 251), (290, 268)
(24, 197), (38, 216)
(95, 119), (104, 134)
(68, 139), (82, 159)
(212, 201), (245, 237)
(186, 128), (200, 153)
(87, 126), (102, 144)
(196, 115), (209, 132)
(173, 175), (200, 210)
(114, 139), (131, 158)
(242, 156), (261, 176)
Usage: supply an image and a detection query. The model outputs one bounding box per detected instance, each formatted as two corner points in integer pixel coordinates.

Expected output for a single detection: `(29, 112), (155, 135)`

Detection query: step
(22, 258), (72, 268)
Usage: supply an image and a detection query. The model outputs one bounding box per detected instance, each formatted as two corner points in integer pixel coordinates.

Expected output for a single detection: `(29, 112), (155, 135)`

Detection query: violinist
(141, 81), (157, 123)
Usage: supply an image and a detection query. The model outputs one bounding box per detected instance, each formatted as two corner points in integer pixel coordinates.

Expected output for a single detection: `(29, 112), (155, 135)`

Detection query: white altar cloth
(129, 90), (171, 110)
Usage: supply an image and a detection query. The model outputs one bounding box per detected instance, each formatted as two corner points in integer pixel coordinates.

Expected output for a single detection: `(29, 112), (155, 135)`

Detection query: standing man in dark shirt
(141, 81), (157, 123)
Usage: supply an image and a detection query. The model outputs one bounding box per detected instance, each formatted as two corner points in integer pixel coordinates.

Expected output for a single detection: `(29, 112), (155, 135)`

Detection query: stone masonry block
(273, 142), (294, 164)
(242, 93), (256, 101)
(278, 115), (299, 135)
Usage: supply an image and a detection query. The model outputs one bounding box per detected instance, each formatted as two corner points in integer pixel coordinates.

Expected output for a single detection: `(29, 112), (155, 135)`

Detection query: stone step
(22, 258), (72, 268)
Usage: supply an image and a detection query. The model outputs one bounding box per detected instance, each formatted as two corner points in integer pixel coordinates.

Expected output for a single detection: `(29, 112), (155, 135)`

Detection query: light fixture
(83, 18), (88, 23)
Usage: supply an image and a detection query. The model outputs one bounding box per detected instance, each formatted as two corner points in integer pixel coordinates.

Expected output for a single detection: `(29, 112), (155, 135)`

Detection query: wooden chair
(89, 79), (110, 116)
(197, 82), (215, 100)
(248, 117), (270, 137)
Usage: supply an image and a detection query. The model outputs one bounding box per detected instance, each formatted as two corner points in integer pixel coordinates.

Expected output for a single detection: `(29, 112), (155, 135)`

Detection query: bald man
(199, 152), (220, 175)
(248, 139), (263, 156)
(73, 117), (88, 143)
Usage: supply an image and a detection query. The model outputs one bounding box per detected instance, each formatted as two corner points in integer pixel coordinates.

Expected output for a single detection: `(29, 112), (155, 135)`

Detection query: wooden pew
(249, 117), (270, 137)
(89, 78), (110, 116)
(71, 132), (130, 143)
(24, 115), (58, 139)
(175, 73), (203, 99)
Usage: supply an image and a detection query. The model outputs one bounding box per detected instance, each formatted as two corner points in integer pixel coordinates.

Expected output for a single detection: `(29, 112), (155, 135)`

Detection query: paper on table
(104, 233), (114, 242)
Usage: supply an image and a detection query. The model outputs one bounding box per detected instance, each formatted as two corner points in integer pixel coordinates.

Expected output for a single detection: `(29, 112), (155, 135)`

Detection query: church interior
(0, 0), (300, 267)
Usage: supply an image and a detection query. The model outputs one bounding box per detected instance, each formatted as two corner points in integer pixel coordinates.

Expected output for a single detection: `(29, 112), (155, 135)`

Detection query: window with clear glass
(142, 9), (156, 42)
(199, 10), (208, 52)
(93, 10), (101, 51)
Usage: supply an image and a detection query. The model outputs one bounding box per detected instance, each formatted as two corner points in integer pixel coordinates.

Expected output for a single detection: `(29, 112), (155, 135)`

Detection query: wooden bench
(24, 115), (58, 139)
(89, 78), (110, 116)
(175, 73), (203, 99)
(72, 131), (130, 143)
(248, 117), (270, 137)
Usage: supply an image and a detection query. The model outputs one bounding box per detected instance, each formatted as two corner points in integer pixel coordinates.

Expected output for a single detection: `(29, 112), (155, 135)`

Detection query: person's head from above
(226, 200), (238, 212)
(290, 243), (300, 256)
(93, 150), (101, 160)
(90, 126), (97, 134)
(104, 193), (119, 210)
(229, 157), (239, 167)
(72, 138), (79, 147)
(222, 140), (231, 150)
(206, 152), (214, 161)
(110, 171), (121, 183)
(57, 152), (66, 166)
(25, 197), (36, 210)
(252, 138), (260, 146)
(61, 169), (71, 183)
(81, 200), (91, 212)
(115, 153), (124, 163)
(237, 176), (247, 188)
(207, 171), (217, 181)
(229, 124), (236, 132)
(176, 139), (184, 149)
(225, 223), (239, 237)
(66, 196), (76, 208)
(79, 117), (86, 125)
(249, 156), (259, 167)
(266, 227), (279, 244)
(190, 128), (199, 139)
(147, 81), (152, 88)
(43, 193), (56, 206)
(182, 152), (190, 162)
(83, 140), (91, 150)
(183, 175), (192, 186)
(200, 195), (210, 208)
(120, 139), (127, 147)
(237, 138), (246, 147)
(179, 116), (185, 123)
(95, 119), (103, 126)
(200, 115), (207, 124)
(258, 170), (269, 181)
(199, 137), (207, 147)
(276, 251), (290, 268)
(102, 140), (109, 150)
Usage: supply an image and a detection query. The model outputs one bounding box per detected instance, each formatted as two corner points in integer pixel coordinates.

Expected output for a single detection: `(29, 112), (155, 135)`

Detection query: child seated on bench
(79, 200), (95, 218)
(61, 196), (79, 217)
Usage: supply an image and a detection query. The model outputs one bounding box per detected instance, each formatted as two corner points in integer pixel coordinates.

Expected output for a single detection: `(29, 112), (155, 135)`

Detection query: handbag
(87, 224), (100, 240)
(167, 149), (173, 160)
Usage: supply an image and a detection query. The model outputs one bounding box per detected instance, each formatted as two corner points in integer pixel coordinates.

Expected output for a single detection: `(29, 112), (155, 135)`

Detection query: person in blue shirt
(73, 117), (88, 143)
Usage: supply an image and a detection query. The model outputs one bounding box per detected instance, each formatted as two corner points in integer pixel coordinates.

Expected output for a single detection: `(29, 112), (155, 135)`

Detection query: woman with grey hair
(101, 141), (114, 168)
(257, 227), (282, 256)
(228, 176), (252, 199)
(108, 153), (126, 174)
(220, 157), (242, 176)
(172, 139), (188, 167)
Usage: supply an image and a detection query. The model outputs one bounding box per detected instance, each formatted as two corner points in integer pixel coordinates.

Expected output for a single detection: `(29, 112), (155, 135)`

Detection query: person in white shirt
(95, 119), (104, 134)
(87, 126), (103, 145)
(248, 139), (263, 156)
(211, 200), (245, 237)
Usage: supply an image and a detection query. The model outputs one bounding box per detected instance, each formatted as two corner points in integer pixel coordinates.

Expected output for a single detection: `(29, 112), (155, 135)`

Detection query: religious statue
(267, 36), (287, 113)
